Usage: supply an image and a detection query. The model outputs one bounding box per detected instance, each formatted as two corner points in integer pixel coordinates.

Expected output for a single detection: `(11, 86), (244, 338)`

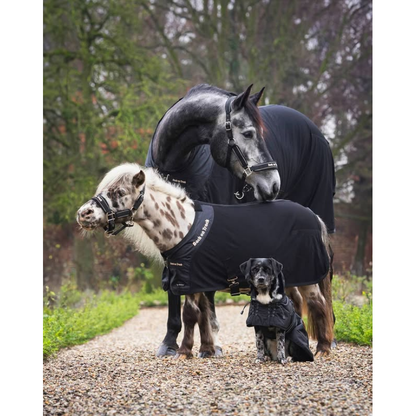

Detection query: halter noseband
(91, 186), (146, 236)
(224, 96), (278, 199)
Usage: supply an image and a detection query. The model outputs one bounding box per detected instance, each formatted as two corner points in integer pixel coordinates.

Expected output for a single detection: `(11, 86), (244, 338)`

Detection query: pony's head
(77, 164), (146, 233)
(210, 85), (281, 201)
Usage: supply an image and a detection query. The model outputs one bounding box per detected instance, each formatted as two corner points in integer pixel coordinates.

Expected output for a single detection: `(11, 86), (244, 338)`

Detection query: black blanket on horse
(146, 104), (335, 233)
(161, 200), (329, 296)
(246, 296), (314, 362)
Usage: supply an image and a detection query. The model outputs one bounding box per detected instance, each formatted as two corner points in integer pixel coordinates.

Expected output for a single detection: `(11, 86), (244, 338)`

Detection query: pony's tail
(305, 215), (334, 347)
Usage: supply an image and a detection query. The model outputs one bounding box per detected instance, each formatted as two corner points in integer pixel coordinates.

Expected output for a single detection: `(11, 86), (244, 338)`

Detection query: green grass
(43, 290), (141, 359)
(333, 300), (372, 346)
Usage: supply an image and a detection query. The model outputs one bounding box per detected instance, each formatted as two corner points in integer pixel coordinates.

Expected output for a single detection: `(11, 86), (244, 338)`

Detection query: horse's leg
(285, 287), (303, 317)
(197, 293), (216, 358)
(204, 291), (223, 357)
(298, 273), (334, 356)
(156, 291), (182, 357)
(175, 294), (200, 359)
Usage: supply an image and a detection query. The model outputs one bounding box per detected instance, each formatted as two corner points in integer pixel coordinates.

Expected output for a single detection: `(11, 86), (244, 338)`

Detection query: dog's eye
(264, 267), (271, 274)
(252, 266), (259, 274)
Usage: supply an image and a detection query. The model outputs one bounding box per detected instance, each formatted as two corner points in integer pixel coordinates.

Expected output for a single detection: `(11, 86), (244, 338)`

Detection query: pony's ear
(250, 87), (265, 106)
(240, 258), (253, 282)
(233, 84), (253, 111)
(132, 170), (146, 188)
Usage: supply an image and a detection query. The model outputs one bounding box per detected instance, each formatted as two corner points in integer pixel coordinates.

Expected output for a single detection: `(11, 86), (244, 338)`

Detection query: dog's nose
(257, 276), (265, 284)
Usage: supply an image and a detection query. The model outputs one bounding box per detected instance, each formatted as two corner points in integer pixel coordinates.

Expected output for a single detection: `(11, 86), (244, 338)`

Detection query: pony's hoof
(214, 346), (223, 357)
(174, 353), (193, 360)
(315, 349), (331, 358)
(331, 338), (338, 349)
(156, 343), (178, 357)
(255, 358), (266, 364)
(198, 351), (215, 358)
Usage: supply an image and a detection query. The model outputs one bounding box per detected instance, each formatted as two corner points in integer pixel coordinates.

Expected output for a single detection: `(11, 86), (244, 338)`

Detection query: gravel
(43, 304), (372, 415)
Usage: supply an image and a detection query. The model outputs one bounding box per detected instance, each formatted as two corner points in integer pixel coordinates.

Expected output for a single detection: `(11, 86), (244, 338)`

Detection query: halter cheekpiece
(92, 186), (146, 236)
(224, 96), (278, 199)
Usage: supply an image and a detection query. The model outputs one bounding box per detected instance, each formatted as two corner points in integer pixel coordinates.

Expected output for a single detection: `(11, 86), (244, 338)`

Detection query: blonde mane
(96, 163), (190, 264)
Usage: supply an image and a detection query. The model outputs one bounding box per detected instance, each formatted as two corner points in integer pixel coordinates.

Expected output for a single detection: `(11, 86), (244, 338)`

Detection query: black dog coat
(146, 104), (336, 233)
(246, 296), (314, 362)
(161, 200), (329, 295)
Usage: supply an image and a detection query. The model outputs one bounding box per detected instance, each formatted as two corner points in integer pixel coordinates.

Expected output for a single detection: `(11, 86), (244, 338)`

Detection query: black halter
(91, 186), (146, 236)
(224, 96), (278, 199)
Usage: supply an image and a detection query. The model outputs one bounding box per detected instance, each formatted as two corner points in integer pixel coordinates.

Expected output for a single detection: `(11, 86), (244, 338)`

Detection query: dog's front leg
(254, 327), (268, 363)
(276, 329), (287, 365)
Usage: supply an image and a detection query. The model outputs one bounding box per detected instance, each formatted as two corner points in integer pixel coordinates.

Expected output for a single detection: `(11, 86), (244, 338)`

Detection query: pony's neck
(152, 91), (228, 171)
(134, 188), (196, 253)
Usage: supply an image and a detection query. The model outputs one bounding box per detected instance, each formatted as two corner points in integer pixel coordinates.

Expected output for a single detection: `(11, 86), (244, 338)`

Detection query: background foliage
(44, 0), (372, 292)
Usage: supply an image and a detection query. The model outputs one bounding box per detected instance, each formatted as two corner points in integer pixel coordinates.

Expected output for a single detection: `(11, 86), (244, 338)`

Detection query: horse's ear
(132, 170), (146, 188)
(250, 87), (265, 106)
(232, 84), (253, 111)
(240, 258), (253, 282)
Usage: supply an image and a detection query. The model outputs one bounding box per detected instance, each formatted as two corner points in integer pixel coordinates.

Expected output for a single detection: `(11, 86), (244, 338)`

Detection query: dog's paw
(278, 358), (288, 365)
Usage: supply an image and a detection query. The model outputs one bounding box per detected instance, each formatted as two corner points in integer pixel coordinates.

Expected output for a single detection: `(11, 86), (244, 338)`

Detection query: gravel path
(43, 305), (372, 415)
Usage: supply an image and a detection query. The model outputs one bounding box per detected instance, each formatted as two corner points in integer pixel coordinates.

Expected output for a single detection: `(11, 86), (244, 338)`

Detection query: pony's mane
(96, 163), (189, 264)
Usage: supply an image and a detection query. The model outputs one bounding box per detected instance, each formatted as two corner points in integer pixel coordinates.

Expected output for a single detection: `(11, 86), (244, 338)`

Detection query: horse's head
(210, 85), (281, 201)
(77, 165), (146, 234)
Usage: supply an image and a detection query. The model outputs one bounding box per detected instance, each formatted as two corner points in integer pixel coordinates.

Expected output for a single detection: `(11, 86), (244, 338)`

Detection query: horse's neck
(152, 93), (227, 170)
(135, 188), (196, 253)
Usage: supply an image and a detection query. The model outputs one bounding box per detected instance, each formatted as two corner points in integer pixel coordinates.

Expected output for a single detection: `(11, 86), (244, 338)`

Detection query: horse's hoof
(214, 346), (223, 357)
(255, 358), (266, 364)
(198, 351), (215, 358)
(331, 338), (338, 349)
(174, 353), (193, 360)
(156, 343), (178, 357)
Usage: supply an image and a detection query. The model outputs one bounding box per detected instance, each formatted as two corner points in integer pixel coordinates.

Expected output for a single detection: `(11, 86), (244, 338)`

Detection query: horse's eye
(242, 131), (254, 139)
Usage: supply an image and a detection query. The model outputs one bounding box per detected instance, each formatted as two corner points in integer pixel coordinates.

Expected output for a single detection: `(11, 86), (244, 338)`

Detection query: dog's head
(240, 258), (285, 301)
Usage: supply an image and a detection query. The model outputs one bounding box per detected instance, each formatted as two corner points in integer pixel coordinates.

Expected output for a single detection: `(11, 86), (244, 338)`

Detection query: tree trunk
(352, 220), (369, 277)
(74, 236), (95, 291)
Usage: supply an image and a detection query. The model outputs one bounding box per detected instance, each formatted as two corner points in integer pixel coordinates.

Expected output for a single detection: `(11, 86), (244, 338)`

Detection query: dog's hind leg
(197, 293), (216, 358)
(175, 294), (200, 359)
(298, 274), (334, 356)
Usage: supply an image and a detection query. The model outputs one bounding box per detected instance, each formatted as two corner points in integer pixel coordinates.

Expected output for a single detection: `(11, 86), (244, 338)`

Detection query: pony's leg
(175, 294), (200, 359)
(298, 274), (334, 356)
(286, 287), (303, 317)
(205, 291), (223, 357)
(156, 291), (182, 357)
(197, 293), (216, 358)
(328, 243), (337, 348)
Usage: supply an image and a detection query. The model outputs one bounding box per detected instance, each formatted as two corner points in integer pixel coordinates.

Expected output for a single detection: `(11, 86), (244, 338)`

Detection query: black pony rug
(146, 104), (336, 233)
(161, 200), (329, 296)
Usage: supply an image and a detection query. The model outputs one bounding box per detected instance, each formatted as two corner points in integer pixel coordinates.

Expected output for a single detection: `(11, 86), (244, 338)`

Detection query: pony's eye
(242, 131), (254, 139)
(118, 189), (126, 197)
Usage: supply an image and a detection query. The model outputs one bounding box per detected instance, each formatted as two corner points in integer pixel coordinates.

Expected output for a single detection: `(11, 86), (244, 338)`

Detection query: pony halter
(92, 186), (146, 236)
(224, 96), (278, 198)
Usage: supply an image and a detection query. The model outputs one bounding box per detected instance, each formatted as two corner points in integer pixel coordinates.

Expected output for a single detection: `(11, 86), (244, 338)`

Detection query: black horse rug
(146, 104), (336, 233)
(246, 296), (314, 362)
(161, 200), (329, 296)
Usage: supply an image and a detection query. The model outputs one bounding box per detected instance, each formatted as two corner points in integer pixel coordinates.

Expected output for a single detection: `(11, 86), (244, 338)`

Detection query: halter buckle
(243, 167), (253, 178)
(106, 212), (116, 222)
(225, 121), (232, 131)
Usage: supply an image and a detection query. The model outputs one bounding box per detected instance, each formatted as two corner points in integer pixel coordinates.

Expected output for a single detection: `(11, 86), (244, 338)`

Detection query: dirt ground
(43, 305), (372, 415)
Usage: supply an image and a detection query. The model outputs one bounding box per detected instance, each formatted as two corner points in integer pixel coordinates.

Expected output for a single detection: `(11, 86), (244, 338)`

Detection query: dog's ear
(240, 258), (253, 282)
(270, 258), (285, 300)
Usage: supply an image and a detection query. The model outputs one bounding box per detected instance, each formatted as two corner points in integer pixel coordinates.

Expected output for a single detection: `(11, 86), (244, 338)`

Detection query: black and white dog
(240, 258), (314, 364)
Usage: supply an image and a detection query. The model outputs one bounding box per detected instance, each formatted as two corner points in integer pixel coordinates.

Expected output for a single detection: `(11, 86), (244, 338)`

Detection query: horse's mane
(96, 163), (189, 264)
(186, 84), (266, 133)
